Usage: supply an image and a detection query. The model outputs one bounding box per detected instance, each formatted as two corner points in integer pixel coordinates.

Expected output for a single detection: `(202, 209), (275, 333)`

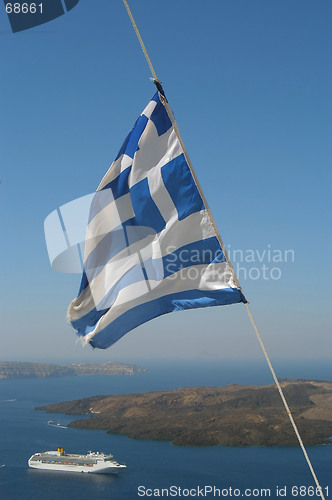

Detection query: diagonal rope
(121, 2), (326, 498)
(165, 92), (326, 500)
(245, 302), (325, 500)
(122, 0), (159, 82)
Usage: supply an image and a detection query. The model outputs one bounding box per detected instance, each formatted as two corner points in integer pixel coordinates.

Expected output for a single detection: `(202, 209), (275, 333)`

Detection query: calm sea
(0, 359), (331, 500)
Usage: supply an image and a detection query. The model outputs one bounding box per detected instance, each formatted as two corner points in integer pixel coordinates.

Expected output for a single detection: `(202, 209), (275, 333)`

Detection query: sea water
(0, 359), (331, 500)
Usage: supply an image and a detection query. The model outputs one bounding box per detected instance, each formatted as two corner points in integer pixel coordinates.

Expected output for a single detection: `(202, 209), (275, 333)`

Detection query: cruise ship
(28, 448), (126, 474)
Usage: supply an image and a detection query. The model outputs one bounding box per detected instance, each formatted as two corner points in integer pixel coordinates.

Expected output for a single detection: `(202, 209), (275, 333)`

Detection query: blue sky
(0, 0), (331, 362)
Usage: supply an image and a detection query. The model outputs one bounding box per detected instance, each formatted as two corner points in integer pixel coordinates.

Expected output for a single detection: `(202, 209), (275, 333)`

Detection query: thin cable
(121, 3), (325, 498)
(163, 97), (325, 500)
(122, 0), (159, 82)
(245, 302), (325, 500)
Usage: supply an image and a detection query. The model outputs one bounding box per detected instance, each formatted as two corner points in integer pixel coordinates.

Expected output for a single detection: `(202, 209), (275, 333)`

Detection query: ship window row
(41, 460), (94, 467)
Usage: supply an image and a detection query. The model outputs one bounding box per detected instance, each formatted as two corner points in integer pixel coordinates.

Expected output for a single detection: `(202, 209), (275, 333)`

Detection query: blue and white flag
(67, 91), (246, 349)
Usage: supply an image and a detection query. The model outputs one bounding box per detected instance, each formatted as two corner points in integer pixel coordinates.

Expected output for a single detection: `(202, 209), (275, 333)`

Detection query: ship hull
(28, 450), (126, 474)
(28, 461), (124, 474)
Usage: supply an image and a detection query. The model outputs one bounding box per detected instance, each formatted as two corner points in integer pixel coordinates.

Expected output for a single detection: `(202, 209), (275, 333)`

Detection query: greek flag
(68, 90), (246, 349)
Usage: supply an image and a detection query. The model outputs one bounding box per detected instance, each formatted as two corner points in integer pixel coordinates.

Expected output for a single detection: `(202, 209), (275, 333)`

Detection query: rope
(244, 302), (325, 500)
(121, 2), (326, 498)
(160, 95), (326, 500)
(122, 0), (159, 82)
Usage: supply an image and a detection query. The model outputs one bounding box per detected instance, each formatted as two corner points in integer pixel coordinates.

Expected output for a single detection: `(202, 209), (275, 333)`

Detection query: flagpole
(121, 2), (326, 498)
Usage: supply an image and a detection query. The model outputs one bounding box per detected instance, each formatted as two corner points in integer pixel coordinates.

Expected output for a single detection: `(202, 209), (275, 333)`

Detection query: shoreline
(37, 380), (332, 447)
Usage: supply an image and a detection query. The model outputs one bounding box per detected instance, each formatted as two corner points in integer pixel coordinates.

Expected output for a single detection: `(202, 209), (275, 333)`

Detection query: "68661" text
(5, 3), (43, 14)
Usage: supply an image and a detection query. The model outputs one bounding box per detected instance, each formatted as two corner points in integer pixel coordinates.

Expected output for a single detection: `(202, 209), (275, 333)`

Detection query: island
(0, 361), (146, 379)
(37, 380), (332, 447)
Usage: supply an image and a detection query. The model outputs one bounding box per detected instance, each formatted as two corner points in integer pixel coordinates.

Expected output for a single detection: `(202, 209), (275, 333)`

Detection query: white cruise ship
(28, 448), (126, 474)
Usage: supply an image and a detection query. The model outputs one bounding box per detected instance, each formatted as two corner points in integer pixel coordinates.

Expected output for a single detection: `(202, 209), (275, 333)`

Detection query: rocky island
(37, 380), (332, 447)
(0, 361), (146, 379)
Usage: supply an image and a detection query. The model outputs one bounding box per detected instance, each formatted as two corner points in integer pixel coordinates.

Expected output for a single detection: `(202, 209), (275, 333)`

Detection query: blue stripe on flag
(115, 114), (149, 161)
(78, 270), (88, 295)
(130, 177), (166, 233)
(150, 98), (172, 136)
(72, 307), (108, 333)
(76, 236), (227, 321)
(162, 237), (225, 278)
(83, 226), (127, 273)
(161, 154), (205, 221)
(85, 288), (246, 349)
(81, 221), (161, 293)
(100, 166), (131, 198)
(78, 224), (132, 296)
